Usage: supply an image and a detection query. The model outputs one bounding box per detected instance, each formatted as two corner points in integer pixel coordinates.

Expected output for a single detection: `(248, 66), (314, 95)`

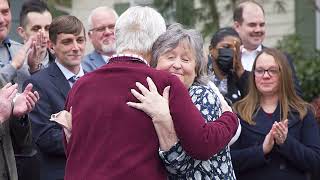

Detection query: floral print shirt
(159, 83), (236, 180)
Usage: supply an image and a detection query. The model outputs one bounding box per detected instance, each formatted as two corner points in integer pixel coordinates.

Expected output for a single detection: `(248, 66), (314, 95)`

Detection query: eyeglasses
(89, 25), (115, 33)
(254, 67), (280, 77)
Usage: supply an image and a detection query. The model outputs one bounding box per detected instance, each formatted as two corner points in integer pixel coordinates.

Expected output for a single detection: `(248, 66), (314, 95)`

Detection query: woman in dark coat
(231, 48), (320, 180)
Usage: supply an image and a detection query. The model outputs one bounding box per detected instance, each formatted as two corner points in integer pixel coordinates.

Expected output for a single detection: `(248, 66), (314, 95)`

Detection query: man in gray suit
(82, 6), (118, 72)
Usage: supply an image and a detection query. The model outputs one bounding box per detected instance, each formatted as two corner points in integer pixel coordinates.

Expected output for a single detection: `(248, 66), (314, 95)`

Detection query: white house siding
(71, 0), (152, 53)
(70, 0), (295, 52)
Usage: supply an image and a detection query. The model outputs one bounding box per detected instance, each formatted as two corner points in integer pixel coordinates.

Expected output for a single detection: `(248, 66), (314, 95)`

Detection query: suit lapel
(90, 51), (106, 68)
(48, 50), (55, 63)
(48, 63), (71, 99)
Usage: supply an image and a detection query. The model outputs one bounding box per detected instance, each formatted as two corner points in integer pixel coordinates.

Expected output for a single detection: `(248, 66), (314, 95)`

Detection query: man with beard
(232, 0), (302, 96)
(82, 6), (118, 72)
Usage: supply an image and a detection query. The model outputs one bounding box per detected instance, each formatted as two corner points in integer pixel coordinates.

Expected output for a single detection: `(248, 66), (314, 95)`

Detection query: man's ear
(233, 21), (240, 31)
(16, 27), (27, 41)
(48, 41), (55, 54)
(88, 31), (93, 39)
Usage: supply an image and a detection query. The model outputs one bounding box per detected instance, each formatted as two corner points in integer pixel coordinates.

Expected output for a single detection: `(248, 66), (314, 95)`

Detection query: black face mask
(217, 48), (234, 75)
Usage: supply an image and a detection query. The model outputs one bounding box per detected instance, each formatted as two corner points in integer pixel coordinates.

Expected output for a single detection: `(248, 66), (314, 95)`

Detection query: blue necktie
(68, 76), (79, 83)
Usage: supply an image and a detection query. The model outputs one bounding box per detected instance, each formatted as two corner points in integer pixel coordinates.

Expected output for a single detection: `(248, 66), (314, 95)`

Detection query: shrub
(277, 34), (320, 102)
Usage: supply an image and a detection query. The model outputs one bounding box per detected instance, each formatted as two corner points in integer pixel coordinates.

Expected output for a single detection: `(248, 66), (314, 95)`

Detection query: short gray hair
(115, 6), (166, 54)
(151, 23), (208, 85)
(88, 6), (118, 30)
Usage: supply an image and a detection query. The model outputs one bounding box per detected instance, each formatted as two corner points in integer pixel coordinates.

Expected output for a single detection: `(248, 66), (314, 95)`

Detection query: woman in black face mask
(208, 27), (247, 104)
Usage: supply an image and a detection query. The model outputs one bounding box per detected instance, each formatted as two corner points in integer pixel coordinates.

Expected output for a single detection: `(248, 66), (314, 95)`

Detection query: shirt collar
(41, 51), (50, 68)
(1, 38), (11, 48)
(110, 53), (149, 66)
(102, 55), (110, 63)
(241, 45), (262, 53)
(55, 59), (84, 80)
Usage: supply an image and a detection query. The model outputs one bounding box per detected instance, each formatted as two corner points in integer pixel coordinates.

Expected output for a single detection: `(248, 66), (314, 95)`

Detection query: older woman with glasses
(231, 48), (320, 180)
(127, 23), (238, 179)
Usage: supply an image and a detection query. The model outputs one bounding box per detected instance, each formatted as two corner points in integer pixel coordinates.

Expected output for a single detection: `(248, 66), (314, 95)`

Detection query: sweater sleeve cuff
(159, 141), (186, 164)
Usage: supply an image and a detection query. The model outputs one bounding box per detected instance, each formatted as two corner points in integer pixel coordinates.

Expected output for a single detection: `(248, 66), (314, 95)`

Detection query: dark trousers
(15, 149), (40, 180)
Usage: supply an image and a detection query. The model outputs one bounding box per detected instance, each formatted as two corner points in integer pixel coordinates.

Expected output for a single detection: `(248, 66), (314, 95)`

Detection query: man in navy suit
(16, 2), (55, 178)
(82, 6), (118, 72)
(23, 15), (86, 180)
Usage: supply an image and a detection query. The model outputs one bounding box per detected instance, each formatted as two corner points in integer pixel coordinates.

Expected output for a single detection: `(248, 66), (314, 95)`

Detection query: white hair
(88, 6), (119, 30)
(115, 6), (166, 54)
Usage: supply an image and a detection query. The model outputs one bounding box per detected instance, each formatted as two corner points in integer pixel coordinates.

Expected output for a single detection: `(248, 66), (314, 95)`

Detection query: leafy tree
(47, 0), (70, 17)
(153, 0), (318, 38)
(153, 0), (222, 36)
(153, 0), (245, 37)
(277, 34), (320, 102)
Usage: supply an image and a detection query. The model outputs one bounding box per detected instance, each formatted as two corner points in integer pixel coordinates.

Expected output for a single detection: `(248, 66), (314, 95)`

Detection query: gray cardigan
(0, 39), (30, 92)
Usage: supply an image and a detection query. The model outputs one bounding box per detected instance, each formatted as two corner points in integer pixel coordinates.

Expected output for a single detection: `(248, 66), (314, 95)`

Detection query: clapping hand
(11, 38), (33, 70)
(13, 83), (40, 118)
(263, 129), (275, 155)
(272, 119), (288, 145)
(0, 83), (18, 123)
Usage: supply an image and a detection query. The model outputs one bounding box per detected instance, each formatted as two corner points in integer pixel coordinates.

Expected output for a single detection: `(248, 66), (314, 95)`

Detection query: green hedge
(277, 34), (320, 102)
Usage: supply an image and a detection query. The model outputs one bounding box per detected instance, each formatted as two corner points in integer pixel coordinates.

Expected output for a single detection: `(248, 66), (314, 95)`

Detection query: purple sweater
(64, 57), (238, 180)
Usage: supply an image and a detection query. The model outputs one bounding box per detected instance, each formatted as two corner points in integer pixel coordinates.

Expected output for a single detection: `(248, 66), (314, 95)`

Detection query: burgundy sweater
(64, 57), (238, 180)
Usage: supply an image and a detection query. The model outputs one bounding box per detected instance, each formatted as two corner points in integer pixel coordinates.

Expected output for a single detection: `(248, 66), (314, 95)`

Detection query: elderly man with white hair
(64, 6), (238, 180)
(82, 6), (118, 72)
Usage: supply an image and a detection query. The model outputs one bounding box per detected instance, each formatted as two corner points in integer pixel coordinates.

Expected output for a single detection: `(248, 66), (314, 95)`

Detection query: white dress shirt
(55, 60), (84, 87)
(102, 55), (110, 64)
(241, 45), (262, 71)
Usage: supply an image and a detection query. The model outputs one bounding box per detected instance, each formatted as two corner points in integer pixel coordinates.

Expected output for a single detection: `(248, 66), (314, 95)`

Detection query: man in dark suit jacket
(16, 2), (55, 179)
(81, 50), (105, 72)
(82, 6), (118, 72)
(23, 15), (86, 180)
